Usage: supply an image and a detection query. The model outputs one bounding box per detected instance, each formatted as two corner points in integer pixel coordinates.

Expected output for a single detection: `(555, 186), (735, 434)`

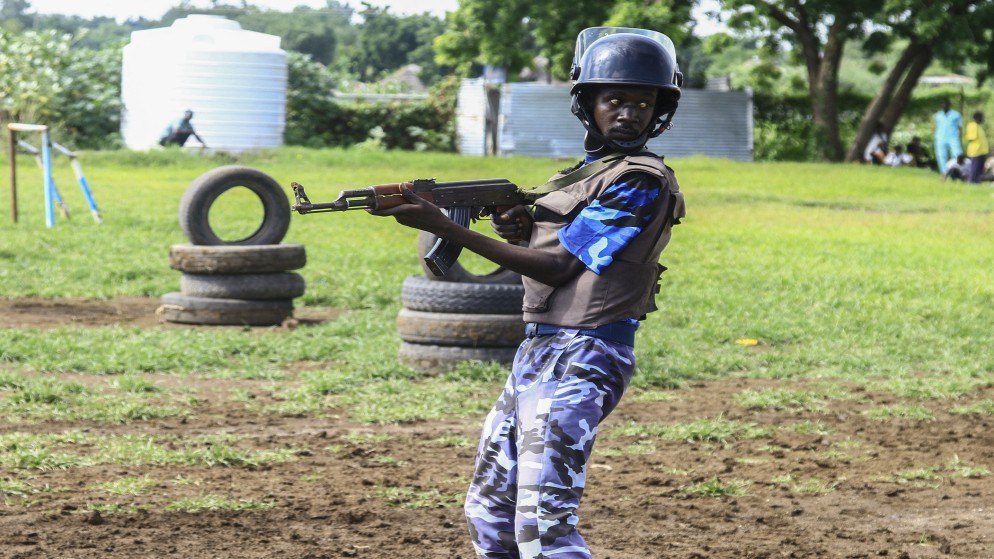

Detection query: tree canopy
(434, 0), (699, 82)
(715, 0), (994, 161)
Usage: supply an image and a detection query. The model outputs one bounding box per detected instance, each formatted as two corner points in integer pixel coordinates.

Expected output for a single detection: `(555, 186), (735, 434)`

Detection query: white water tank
(121, 15), (287, 153)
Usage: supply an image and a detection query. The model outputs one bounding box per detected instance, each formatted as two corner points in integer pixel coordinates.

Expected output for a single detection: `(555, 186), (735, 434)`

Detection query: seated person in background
(159, 110), (207, 148)
(943, 153), (969, 182)
(884, 144), (913, 167)
(863, 122), (888, 165)
(906, 136), (935, 170)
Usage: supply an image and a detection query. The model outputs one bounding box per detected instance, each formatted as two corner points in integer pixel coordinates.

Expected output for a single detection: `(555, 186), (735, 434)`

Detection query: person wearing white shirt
(864, 122), (888, 165)
(884, 145), (913, 167)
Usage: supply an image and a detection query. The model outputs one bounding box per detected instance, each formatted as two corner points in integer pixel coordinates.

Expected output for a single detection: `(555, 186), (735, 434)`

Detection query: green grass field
(1, 146), (993, 422)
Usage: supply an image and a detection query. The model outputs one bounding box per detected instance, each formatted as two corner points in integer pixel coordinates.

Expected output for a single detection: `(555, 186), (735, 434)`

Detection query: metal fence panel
(456, 78), (489, 156)
(459, 80), (754, 161)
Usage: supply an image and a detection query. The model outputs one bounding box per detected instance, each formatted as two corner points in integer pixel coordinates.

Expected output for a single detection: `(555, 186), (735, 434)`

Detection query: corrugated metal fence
(457, 78), (753, 161)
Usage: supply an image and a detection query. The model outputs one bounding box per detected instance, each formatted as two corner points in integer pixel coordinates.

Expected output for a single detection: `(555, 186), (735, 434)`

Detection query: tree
(845, 1), (994, 162)
(1, 0), (31, 32)
(406, 18), (455, 86)
(434, 0), (535, 78)
(158, 2), (353, 66)
(436, 0), (700, 82)
(343, 4), (447, 83)
(719, 0), (887, 161)
(237, 3), (353, 66)
(716, 0), (994, 162)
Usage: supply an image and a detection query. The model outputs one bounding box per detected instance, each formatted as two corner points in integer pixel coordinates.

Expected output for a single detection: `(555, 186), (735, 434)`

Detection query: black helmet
(569, 27), (683, 153)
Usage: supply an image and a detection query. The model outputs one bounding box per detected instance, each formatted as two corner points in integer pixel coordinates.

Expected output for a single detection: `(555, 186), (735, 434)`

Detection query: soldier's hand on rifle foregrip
(492, 205), (533, 243)
(367, 187), (451, 233)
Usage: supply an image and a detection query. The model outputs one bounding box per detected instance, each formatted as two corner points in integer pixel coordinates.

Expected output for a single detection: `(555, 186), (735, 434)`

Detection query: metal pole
(7, 128), (15, 223)
(40, 129), (55, 228)
(53, 141), (100, 223)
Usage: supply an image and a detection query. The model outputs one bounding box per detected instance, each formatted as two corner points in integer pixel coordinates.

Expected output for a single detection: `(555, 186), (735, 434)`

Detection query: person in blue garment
(934, 98), (963, 177)
(368, 27), (686, 558)
(159, 110), (207, 148)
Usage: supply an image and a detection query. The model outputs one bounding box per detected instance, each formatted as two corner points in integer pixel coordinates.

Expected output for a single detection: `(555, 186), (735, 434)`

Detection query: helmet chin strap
(574, 95), (654, 155)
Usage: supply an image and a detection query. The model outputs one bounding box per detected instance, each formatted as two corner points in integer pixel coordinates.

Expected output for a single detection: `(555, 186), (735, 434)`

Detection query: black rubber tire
(169, 244), (306, 274)
(179, 165), (291, 246)
(157, 292), (293, 326)
(180, 272), (305, 300)
(398, 342), (518, 376)
(417, 231), (521, 284)
(396, 308), (524, 347)
(401, 275), (523, 314)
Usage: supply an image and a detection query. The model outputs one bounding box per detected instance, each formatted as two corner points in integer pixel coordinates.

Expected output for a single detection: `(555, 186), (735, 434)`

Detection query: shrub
(0, 29), (123, 149)
(284, 51), (456, 152)
(752, 91), (868, 162)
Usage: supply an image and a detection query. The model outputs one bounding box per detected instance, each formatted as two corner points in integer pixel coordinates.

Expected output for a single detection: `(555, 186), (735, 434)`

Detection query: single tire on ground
(169, 244), (306, 274)
(401, 275), (523, 314)
(181, 272), (306, 300)
(157, 292), (293, 326)
(179, 165), (291, 245)
(417, 231), (521, 284)
(398, 342), (518, 376)
(396, 308), (525, 347)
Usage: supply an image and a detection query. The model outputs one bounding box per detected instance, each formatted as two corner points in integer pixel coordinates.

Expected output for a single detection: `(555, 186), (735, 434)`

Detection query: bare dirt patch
(1, 298), (993, 558)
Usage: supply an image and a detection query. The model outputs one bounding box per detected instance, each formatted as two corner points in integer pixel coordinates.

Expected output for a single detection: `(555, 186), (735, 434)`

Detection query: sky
(27, 0), (460, 21)
(28, 0), (725, 35)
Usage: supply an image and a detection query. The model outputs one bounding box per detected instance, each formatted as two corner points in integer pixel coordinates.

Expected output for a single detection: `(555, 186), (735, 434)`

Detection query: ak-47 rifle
(290, 178), (525, 277)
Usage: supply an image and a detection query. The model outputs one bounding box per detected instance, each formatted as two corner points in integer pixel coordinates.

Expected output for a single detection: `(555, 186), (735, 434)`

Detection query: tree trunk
(812, 20), (847, 161)
(845, 43), (928, 162)
(846, 43), (935, 163)
(811, 85), (843, 161)
(764, 3), (846, 161)
(880, 48), (934, 129)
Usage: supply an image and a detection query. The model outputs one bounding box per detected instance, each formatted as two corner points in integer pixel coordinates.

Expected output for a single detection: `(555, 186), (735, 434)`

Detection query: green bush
(283, 51), (339, 148)
(752, 91), (869, 162)
(284, 51), (456, 152)
(0, 29), (123, 150)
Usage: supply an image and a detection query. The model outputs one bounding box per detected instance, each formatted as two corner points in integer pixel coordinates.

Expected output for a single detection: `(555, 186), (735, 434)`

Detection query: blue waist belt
(524, 321), (638, 347)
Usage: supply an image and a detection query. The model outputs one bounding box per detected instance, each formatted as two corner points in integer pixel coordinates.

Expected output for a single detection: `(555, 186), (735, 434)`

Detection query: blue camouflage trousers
(464, 329), (635, 559)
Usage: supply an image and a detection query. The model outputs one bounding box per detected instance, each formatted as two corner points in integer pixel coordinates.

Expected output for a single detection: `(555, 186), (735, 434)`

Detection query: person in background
(159, 110), (207, 148)
(982, 148), (994, 182)
(943, 153), (968, 182)
(964, 111), (989, 184)
(884, 144), (913, 167)
(905, 136), (935, 170)
(863, 121), (888, 165)
(934, 98), (963, 176)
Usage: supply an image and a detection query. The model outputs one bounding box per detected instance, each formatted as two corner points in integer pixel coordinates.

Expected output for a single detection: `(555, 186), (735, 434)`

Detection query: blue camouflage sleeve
(558, 172), (662, 274)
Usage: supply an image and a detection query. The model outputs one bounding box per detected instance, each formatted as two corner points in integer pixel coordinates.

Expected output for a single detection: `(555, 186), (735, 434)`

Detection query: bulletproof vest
(522, 153), (685, 328)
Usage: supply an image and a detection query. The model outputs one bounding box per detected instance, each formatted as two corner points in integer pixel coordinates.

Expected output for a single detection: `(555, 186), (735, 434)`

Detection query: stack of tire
(396, 231), (525, 375)
(157, 166), (306, 326)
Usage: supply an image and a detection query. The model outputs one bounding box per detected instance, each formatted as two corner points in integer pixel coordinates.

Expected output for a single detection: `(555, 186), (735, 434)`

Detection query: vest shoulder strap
(518, 154), (625, 201)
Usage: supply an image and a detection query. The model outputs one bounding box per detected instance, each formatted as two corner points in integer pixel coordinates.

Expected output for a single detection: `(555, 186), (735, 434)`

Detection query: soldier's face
(591, 86), (657, 142)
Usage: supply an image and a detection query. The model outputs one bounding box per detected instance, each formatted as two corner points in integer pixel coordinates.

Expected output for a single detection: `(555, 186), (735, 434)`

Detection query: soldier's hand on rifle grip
(492, 205), (533, 243)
